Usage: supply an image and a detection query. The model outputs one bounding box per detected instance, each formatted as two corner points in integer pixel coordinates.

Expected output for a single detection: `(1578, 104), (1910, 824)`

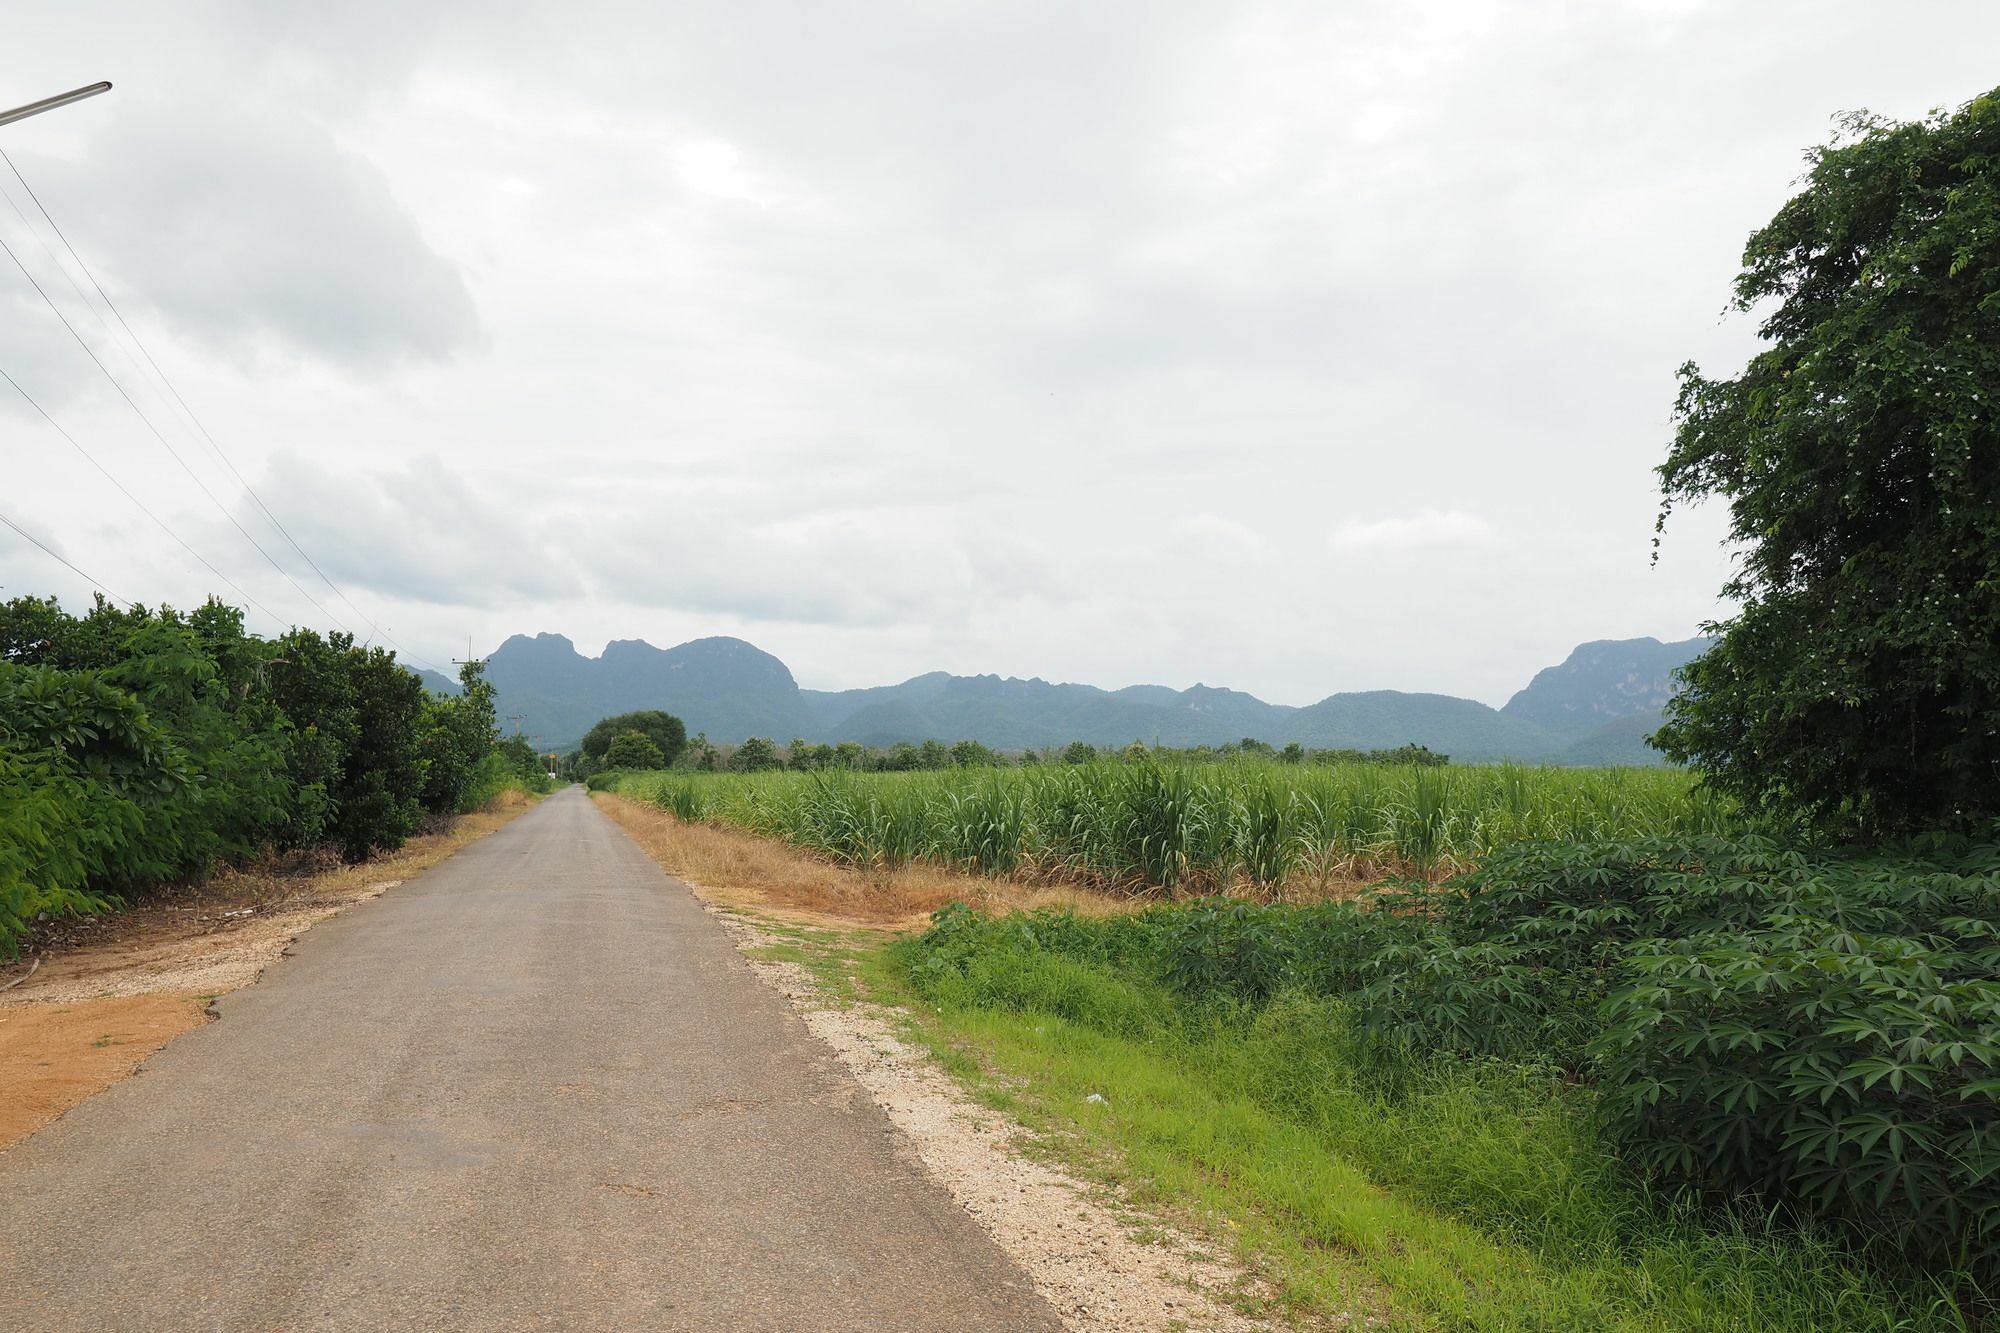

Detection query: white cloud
(1176, 513), (1276, 564)
(1329, 509), (1496, 552)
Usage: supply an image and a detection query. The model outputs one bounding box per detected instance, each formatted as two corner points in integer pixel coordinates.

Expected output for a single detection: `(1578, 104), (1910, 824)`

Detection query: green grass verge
(756, 927), (1969, 1333)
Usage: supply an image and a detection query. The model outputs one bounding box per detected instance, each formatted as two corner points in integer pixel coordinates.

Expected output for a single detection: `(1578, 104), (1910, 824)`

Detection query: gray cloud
(14, 102), (478, 370)
(2, 2), (1994, 704)
(240, 454), (579, 611)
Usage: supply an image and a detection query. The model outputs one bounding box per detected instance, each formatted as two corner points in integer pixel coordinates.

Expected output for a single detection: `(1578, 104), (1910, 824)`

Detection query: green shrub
(0, 595), (515, 951)
(898, 833), (2000, 1296)
(895, 896), (1973, 1328)
(1591, 848), (2000, 1279)
(0, 742), (110, 956)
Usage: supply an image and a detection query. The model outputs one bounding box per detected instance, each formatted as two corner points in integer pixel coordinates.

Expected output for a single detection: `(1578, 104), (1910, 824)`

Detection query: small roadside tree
(605, 730), (666, 770)
(949, 739), (996, 768)
(731, 736), (780, 771)
(1656, 88), (2000, 837)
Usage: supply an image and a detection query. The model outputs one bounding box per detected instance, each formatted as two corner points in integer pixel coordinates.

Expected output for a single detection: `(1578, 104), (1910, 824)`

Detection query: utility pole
(0, 83), (112, 130)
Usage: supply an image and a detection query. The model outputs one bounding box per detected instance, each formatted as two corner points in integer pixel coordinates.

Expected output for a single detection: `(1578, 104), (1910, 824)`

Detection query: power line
(0, 505), (122, 603)
(0, 360), (288, 632)
(0, 149), (445, 675)
(0, 226), (356, 637)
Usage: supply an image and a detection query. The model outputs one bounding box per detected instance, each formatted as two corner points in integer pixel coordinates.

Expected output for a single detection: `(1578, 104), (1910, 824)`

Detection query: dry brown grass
(594, 792), (1131, 931)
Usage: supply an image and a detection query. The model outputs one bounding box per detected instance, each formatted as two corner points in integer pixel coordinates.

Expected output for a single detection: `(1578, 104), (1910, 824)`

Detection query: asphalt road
(0, 787), (1060, 1331)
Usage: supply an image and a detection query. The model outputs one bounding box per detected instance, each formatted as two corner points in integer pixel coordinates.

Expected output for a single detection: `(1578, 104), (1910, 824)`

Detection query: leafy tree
(605, 730), (666, 769)
(580, 710), (687, 768)
(494, 733), (548, 784)
(1657, 89), (2000, 836)
(335, 643), (429, 858)
(1279, 742), (1305, 763)
(269, 629), (429, 860)
(105, 617), (292, 868)
(1061, 741), (1098, 765)
(731, 736), (780, 771)
(0, 593), (520, 951)
(0, 593), (154, 670)
(418, 658), (499, 816)
(787, 740), (838, 771)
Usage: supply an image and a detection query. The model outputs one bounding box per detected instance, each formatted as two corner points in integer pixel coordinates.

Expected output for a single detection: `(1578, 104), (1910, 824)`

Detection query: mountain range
(422, 633), (1712, 766)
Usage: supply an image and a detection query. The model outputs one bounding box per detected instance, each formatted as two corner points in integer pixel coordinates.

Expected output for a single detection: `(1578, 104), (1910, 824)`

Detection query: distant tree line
(563, 715), (1446, 777)
(0, 595), (547, 955)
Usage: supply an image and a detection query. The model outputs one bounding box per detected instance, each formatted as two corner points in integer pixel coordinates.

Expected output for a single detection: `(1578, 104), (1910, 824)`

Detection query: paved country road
(0, 787), (1061, 1332)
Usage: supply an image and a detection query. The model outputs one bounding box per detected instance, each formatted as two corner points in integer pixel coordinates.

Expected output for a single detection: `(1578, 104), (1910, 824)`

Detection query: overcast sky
(3, 3), (1994, 705)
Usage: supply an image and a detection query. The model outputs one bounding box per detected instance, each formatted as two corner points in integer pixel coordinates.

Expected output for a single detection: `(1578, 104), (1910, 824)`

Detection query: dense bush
(1588, 845), (2000, 1276)
(0, 595), (522, 952)
(899, 835), (2000, 1294)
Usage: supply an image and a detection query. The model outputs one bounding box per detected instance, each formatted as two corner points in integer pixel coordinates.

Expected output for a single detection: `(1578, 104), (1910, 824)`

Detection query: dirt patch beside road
(593, 791), (1126, 930)
(0, 795), (538, 1151)
(0, 993), (211, 1149)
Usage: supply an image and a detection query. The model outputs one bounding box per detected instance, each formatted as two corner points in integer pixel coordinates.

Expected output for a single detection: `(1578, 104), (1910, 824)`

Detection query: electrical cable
(0, 360), (288, 632)
(0, 505), (122, 603)
(0, 226), (356, 637)
(0, 148), (446, 674)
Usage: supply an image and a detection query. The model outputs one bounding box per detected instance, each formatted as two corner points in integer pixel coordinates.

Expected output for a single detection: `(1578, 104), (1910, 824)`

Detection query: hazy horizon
(471, 624), (1711, 712)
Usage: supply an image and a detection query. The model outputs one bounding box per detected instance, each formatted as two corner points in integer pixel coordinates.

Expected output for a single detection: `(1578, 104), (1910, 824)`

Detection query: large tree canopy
(1656, 89), (2000, 836)
(579, 709), (687, 768)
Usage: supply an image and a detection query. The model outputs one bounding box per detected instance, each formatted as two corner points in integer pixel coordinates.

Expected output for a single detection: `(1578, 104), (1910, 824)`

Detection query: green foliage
(0, 594), (517, 951)
(892, 896), (1974, 1329)
(605, 730), (666, 769)
(0, 741), (110, 954)
(893, 834), (2000, 1297)
(579, 709), (687, 768)
(1588, 843), (2000, 1276)
(1657, 88), (2000, 837)
(493, 733), (550, 787)
(418, 659), (500, 816)
(610, 761), (1730, 891)
(729, 735), (780, 772)
(268, 629), (430, 861)
(948, 738), (997, 767)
